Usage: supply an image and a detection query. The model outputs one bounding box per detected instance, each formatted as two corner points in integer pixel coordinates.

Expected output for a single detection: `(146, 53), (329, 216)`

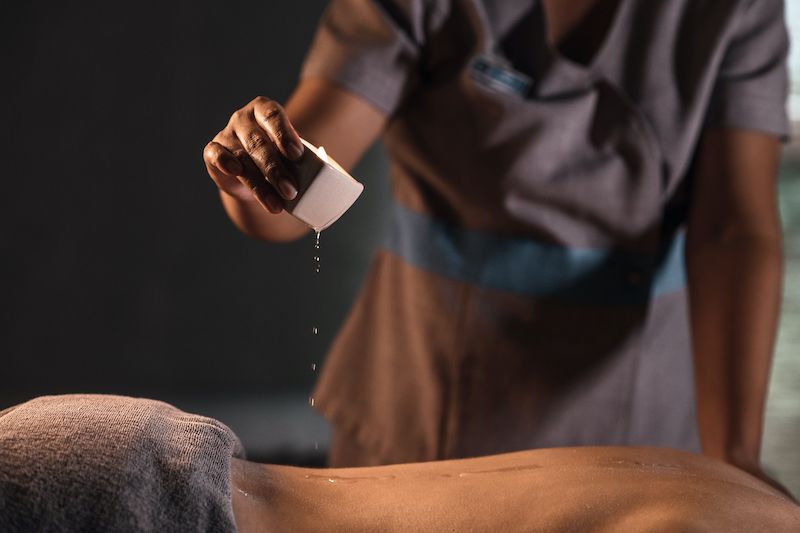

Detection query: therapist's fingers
(252, 96), (304, 161)
(232, 145), (285, 213)
(208, 133), (284, 213)
(204, 141), (246, 197)
(741, 464), (797, 503)
(229, 108), (298, 201)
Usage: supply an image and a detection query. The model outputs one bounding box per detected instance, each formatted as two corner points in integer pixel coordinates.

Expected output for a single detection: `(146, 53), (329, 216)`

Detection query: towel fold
(0, 394), (244, 532)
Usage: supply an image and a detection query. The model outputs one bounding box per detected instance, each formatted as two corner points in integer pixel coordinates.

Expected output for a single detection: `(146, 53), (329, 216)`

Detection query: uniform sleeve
(705, 0), (791, 139)
(300, 0), (432, 115)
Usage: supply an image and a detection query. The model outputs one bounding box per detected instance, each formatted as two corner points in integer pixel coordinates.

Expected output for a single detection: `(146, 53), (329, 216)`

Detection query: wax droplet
(456, 464), (541, 478)
(313, 232), (321, 273)
(309, 231), (322, 452)
(303, 473), (396, 483)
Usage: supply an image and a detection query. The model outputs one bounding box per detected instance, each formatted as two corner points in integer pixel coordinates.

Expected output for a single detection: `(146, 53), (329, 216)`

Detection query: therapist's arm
(203, 78), (387, 242)
(686, 128), (789, 496)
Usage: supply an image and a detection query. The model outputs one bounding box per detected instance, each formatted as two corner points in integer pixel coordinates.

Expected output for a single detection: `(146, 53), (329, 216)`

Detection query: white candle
(283, 139), (364, 232)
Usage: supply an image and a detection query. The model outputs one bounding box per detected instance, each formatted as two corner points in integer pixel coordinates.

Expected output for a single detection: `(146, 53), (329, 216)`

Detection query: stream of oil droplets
(309, 230), (320, 451)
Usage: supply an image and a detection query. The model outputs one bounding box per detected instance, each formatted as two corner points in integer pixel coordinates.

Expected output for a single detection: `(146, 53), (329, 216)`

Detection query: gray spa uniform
(301, 0), (790, 466)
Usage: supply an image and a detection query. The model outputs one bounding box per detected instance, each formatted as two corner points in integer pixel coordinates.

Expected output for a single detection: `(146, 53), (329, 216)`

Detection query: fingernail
(287, 141), (303, 161)
(278, 179), (298, 200)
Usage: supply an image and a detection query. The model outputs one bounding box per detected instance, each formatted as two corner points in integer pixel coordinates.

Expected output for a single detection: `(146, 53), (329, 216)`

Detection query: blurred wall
(0, 1), (391, 405)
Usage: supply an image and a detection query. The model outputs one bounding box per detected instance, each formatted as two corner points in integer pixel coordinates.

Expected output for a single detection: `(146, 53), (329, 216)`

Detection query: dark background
(0, 0), (390, 451)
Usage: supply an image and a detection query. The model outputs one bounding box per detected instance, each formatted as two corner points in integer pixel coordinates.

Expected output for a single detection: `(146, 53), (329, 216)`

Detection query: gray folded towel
(0, 394), (245, 532)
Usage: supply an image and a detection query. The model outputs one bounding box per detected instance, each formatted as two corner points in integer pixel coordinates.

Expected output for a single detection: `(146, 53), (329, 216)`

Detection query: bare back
(231, 446), (799, 532)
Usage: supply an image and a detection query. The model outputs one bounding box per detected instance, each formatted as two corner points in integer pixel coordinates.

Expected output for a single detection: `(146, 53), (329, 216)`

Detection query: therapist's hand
(727, 454), (797, 503)
(203, 96), (304, 214)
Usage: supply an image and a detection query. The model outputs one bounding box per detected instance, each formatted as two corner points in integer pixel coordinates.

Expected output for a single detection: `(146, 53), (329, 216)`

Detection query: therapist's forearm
(686, 232), (782, 465)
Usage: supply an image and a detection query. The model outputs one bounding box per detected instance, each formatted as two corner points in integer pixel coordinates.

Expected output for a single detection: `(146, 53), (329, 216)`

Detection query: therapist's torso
(300, 0), (790, 466)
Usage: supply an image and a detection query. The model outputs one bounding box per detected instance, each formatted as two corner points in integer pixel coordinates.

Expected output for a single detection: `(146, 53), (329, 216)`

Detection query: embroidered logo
(469, 54), (533, 97)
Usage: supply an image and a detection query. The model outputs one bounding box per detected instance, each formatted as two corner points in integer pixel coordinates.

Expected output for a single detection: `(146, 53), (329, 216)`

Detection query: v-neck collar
(531, 0), (631, 97)
(539, 0), (628, 72)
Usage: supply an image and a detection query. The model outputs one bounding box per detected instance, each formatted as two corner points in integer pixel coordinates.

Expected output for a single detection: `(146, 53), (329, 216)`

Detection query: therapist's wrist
(698, 424), (760, 467)
(722, 447), (760, 471)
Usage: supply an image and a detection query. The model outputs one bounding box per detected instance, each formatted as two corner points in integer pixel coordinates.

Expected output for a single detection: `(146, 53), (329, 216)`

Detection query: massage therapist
(202, 0), (792, 497)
